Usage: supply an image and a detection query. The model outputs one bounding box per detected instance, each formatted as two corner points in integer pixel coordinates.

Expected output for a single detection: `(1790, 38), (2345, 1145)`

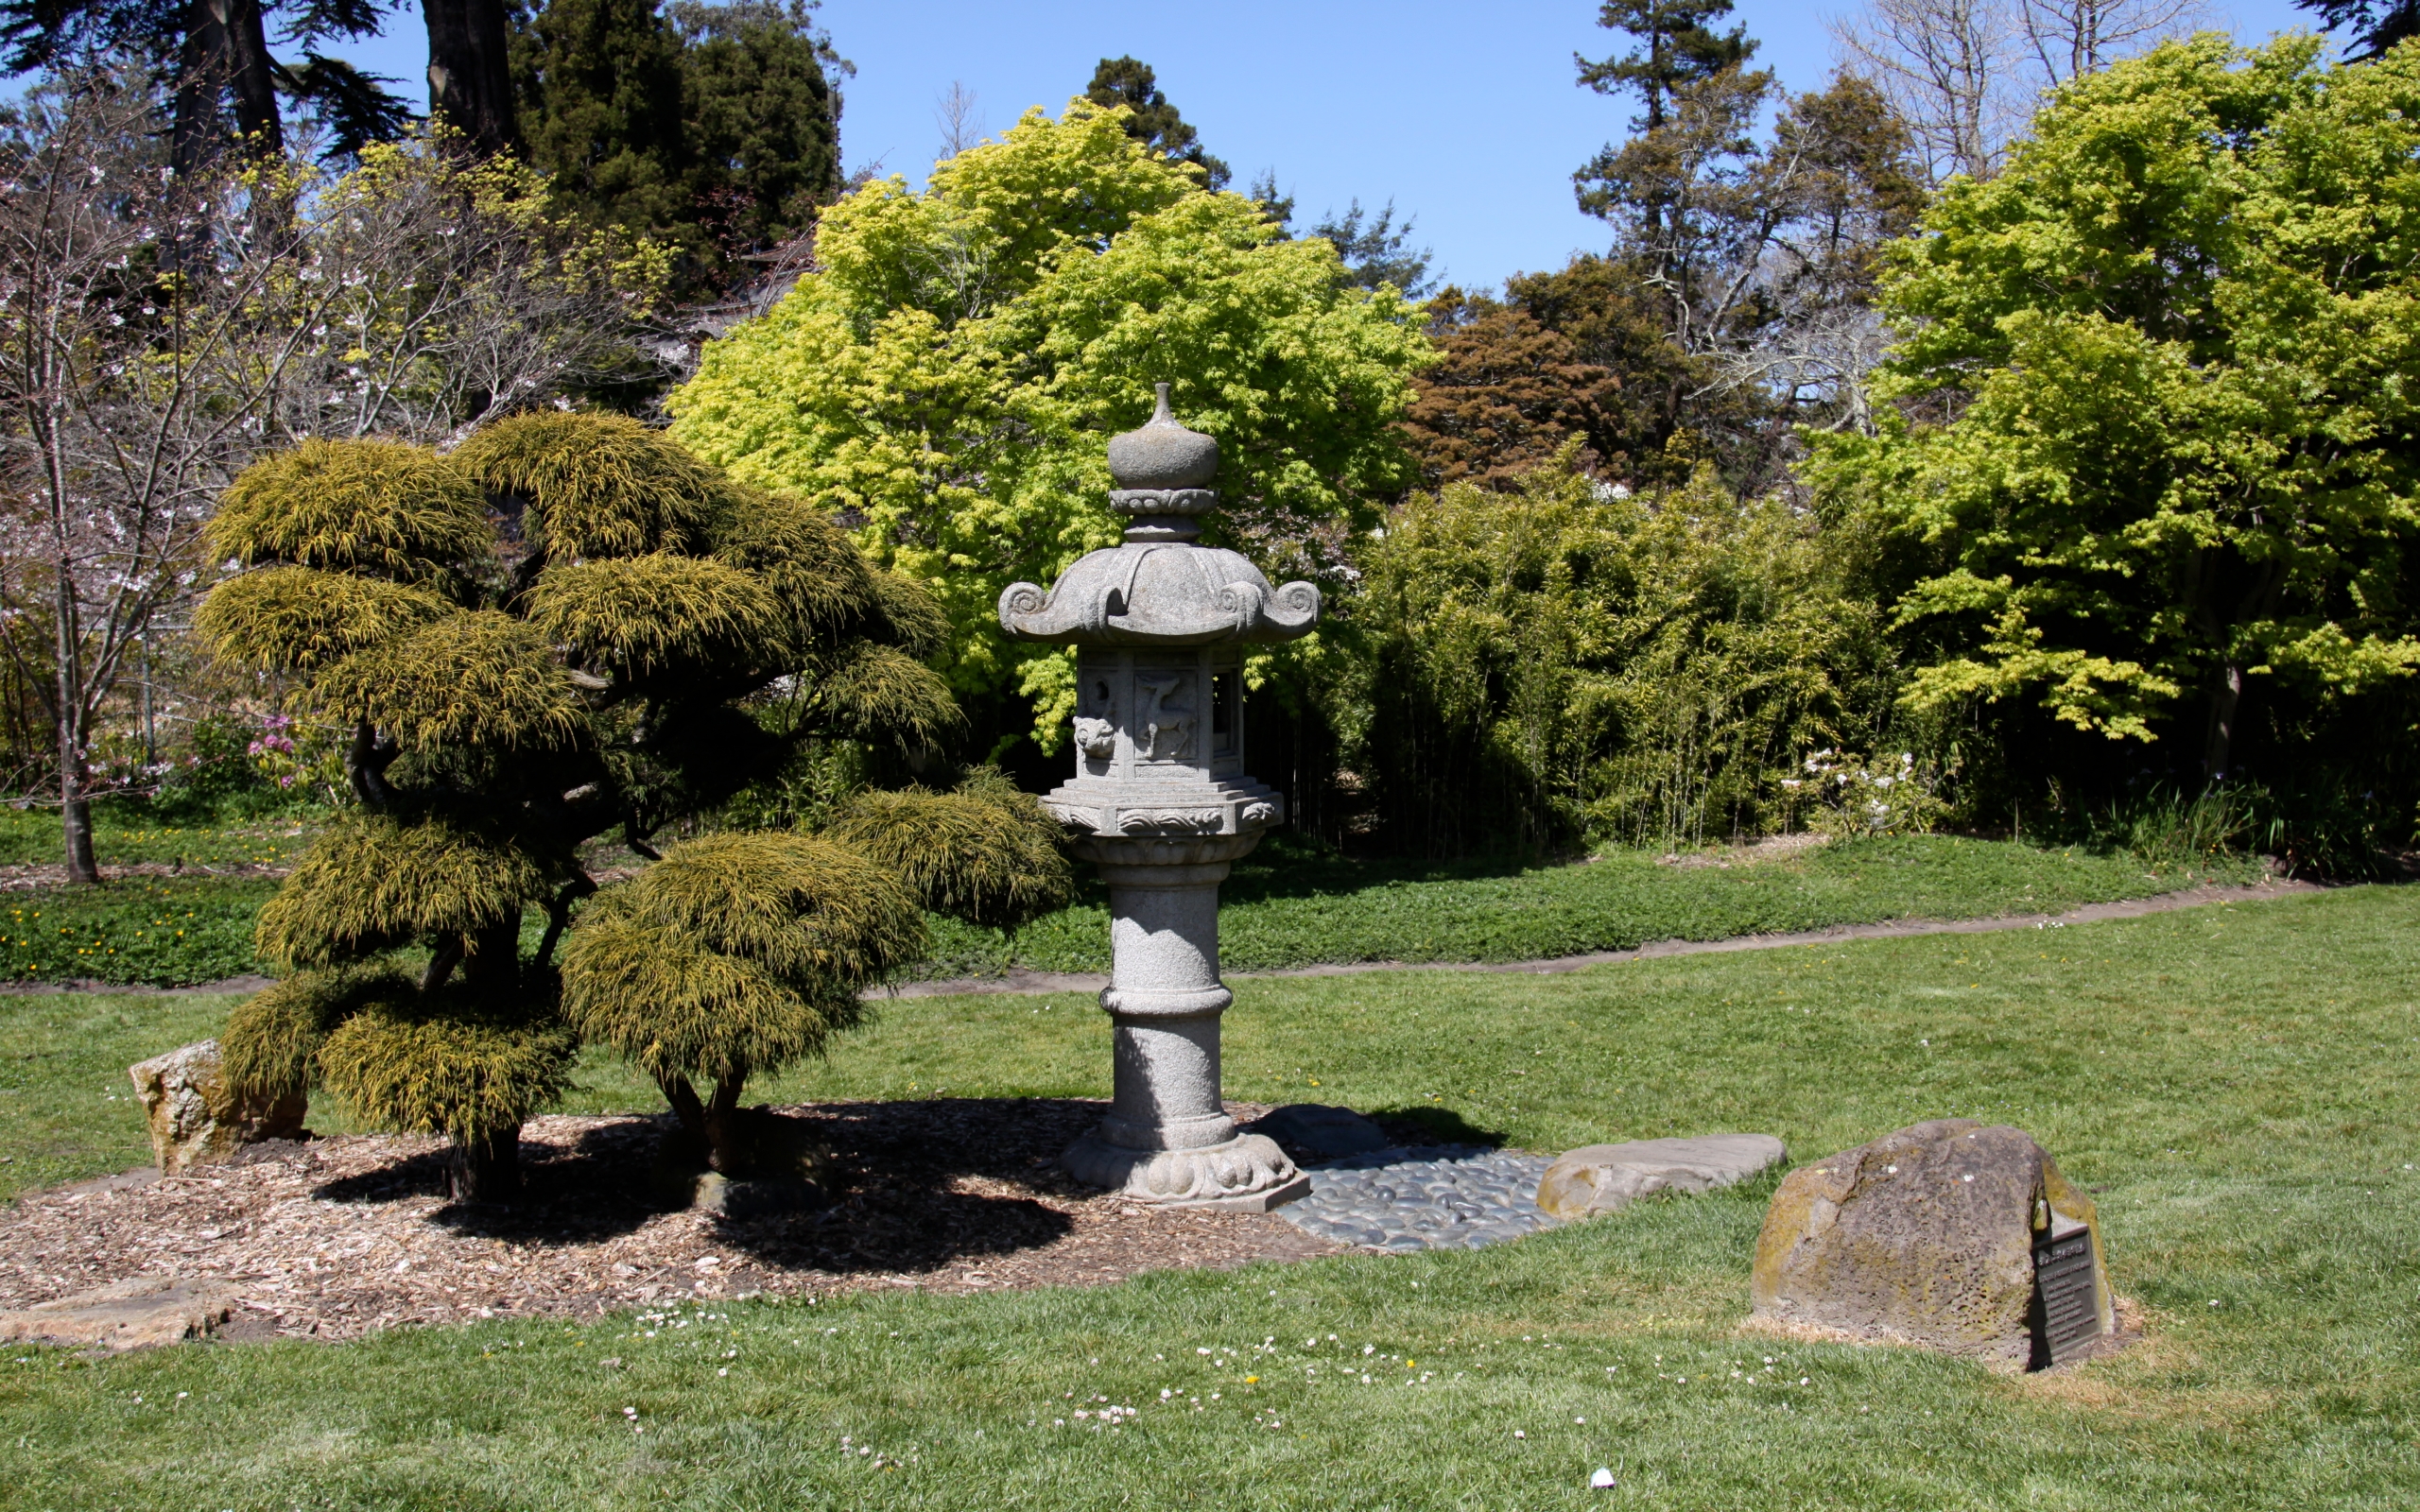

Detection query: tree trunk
(424, 0), (522, 155)
(53, 541), (95, 885)
(223, 0), (283, 157)
(446, 1126), (523, 1203)
(60, 789), (98, 885)
(2204, 658), (2244, 785)
(172, 0), (285, 179)
(701, 1072), (750, 1175)
(656, 1071), (753, 1174)
(171, 0), (230, 180)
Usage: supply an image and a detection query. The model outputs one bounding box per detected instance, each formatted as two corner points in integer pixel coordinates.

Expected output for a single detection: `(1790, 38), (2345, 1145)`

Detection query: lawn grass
(3, 884), (2413, 1508)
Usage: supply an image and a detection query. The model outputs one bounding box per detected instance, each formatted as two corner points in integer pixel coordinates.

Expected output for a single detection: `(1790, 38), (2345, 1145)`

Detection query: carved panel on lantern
(1133, 666), (1197, 764)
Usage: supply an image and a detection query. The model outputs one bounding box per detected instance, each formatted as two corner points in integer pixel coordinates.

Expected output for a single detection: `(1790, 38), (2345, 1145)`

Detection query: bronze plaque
(2030, 1221), (2101, 1368)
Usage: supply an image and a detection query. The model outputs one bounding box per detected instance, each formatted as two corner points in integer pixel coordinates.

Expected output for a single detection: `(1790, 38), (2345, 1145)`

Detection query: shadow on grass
(1217, 834), (1556, 907)
(1362, 1105), (1512, 1150)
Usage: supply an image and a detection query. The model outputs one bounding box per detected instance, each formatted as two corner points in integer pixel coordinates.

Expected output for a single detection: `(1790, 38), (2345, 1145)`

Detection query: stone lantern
(997, 385), (1319, 1211)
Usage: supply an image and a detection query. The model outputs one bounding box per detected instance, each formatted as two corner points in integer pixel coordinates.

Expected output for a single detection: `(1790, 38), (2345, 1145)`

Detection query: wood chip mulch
(0, 1098), (1344, 1342)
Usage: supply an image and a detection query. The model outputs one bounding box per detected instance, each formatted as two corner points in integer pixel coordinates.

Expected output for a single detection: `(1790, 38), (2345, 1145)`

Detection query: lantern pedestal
(1056, 833), (1308, 1211)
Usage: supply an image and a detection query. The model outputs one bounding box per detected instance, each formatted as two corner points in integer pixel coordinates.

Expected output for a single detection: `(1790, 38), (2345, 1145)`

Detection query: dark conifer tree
(514, 0), (691, 236)
(3, 0), (410, 170)
(1084, 54), (1227, 189)
(514, 0), (844, 290)
(2293, 0), (2419, 60)
(674, 0), (845, 255)
(1574, 0), (1755, 132)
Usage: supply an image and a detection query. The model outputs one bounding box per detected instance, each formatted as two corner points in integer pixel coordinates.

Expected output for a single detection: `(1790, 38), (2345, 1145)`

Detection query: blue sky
(322, 0), (2323, 293)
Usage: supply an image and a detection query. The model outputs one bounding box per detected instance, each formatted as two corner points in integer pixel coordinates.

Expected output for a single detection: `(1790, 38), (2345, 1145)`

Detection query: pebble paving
(1276, 1145), (1563, 1252)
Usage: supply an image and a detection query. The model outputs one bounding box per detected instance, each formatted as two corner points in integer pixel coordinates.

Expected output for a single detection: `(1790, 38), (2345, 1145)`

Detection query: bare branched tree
(0, 63), (664, 879)
(1829, 0), (2208, 182)
(934, 81), (984, 161)
(1830, 0), (2026, 182)
(2017, 0), (2208, 84)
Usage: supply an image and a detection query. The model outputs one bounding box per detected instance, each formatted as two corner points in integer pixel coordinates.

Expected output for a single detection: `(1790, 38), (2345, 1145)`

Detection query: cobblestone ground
(1277, 1146), (1562, 1252)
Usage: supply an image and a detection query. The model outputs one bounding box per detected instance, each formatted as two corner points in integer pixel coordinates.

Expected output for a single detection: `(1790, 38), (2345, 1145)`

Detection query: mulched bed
(0, 1098), (1342, 1341)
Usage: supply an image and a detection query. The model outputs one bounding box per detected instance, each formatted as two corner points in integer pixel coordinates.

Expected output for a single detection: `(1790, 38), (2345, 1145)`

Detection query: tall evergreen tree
(2293, 0), (2418, 60)
(2, 0), (410, 170)
(673, 0), (845, 255)
(1575, 0), (1755, 133)
(514, 0), (844, 290)
(514, 0), (691, 238)
(425, 0), (519, 152)
(1084, 54), (1227, 189)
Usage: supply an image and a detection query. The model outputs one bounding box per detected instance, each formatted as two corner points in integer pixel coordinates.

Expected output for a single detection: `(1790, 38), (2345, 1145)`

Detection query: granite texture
(1536, 1133), (1788, 1220)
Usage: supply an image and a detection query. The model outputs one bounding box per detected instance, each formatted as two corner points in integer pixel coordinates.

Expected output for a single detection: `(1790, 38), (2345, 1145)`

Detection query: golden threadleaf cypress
(810, 641), (968, 747)
(254, 811), (559, 970)
(221, 967), (416, 1103)
(711, 488), (880, 635)
(316, 999), (578, 1142)
(453, 411), (724, 559)
(824, 778), (1071, 929)
(311, 612), (587, 751)
(195, 567), (456, 672)
(526, 555), (786, 678)
(204, 416), (1051, 1199)
(209, 438), (492, 581)
(867, 572), (951, 662)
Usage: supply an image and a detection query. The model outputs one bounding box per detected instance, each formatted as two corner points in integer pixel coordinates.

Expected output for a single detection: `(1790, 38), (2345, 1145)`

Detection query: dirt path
(880, 877), (2325, 1000)
(0, 876), (2325, 1000)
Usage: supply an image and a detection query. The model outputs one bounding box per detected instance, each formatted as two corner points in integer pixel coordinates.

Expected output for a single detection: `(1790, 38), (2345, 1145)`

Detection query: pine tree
(5, 0), (411, 171)
(1084, 55), (1228, 189)
(207, 418), (1048, 1198)
(2294, 0), (2419, 60)
(514, 0), (693, 242)
(1574, 0), (1756, 133)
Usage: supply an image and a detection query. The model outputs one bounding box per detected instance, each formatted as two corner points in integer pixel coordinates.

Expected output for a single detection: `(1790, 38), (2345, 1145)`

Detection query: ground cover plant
(0, 878), (274, 988)
(918, 832), (2266, 979)
(0, 804), (320, 869)
(3, 885), (2412, 1507)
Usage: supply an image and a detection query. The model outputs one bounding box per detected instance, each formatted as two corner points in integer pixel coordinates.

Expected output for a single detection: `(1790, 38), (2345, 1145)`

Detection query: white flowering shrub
(1782, 750), (1946, 838)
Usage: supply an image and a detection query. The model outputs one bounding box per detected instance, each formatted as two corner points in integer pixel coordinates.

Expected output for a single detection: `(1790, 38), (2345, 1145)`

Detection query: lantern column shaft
(1098, 862), (1236, 1152)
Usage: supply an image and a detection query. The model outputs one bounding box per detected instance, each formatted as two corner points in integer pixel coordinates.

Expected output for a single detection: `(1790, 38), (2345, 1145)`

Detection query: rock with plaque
(1750, 1119), (2116, 1371)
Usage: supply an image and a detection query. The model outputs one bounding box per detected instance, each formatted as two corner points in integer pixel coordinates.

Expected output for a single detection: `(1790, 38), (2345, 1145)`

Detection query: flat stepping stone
(0, 1276), (242, 1351)
(1536, 1134), (1788, 1220)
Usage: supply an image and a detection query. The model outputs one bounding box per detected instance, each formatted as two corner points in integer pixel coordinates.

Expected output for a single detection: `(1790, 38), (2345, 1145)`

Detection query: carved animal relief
(1134, 672), (1195, 762)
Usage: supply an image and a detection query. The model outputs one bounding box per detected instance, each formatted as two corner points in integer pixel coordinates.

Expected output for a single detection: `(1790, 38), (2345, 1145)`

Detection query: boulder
(1535, 1133), (1788, 1219)
(1750, 1119), (2114, 1371)
(1249, 1104), (1395, 1162)
(0, 1277), (243, 1350)
(128, 1040), (306, 1175)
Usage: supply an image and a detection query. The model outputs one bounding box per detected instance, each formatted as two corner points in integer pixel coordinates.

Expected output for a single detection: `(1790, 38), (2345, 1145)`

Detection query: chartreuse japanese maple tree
(208, 415), (1060, 1200)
